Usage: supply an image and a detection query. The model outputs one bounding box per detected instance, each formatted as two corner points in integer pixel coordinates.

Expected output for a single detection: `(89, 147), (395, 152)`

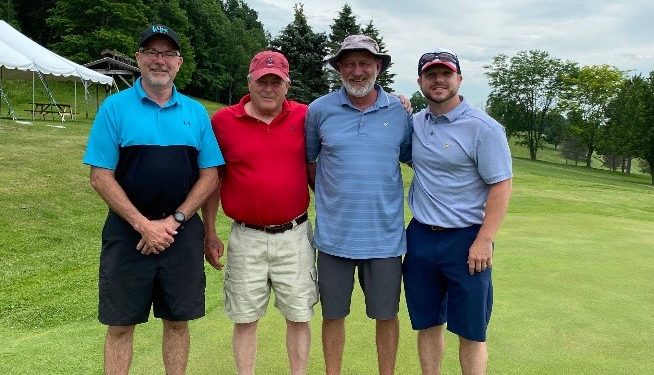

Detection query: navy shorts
(402, 219), (492, 342)
(317, 251), (401, 320)
(98, 212), (206, 325)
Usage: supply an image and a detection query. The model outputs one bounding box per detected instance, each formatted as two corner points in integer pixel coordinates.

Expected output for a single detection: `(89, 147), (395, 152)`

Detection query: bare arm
(89, 167), (175, 252)
(200, 168), (224, 270)
(467, 178), (512, 274)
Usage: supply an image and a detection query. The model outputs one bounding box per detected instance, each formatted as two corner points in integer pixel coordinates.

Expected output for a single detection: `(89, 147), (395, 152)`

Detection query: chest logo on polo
(444, 143), (451, 149)
(383, 122), (388, 127)
(183, 120), (191, 126)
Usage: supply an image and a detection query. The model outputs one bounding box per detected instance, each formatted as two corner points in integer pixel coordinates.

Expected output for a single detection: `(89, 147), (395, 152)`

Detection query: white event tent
(0, 20), (114, 120)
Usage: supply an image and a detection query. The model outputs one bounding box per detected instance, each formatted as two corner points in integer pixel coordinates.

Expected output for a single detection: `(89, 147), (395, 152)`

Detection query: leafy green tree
(636, 72), (654, 184)
(1, 0), (19, 28)
(271, 3), (328, 104)
(215, 0), (268, 103)
(143, 0), (195, 88)
(182, 0), (233, 102)
(600, 75), (647, 174)
(484, 50), (576, 160)
(560, 110), (588, 166)
(560, 64), (626, 167)
(542, 111), (567, 150)
(15, 0), (56, 46)
(410, 91), (427, 112)
(47, 0), (148, 64)
(361, 19), (395, 92)
(326, 3), (360, 90)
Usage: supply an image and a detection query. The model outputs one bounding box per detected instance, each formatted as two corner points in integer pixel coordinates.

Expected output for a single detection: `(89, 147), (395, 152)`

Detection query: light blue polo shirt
(408, 97), (512, 228)
(83, 77), (223, 218)
(306, 85), (412, 259)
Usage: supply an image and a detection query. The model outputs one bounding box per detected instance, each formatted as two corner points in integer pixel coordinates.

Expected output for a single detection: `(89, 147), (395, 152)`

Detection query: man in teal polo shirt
(305, 35), (412, 375)
(83, 25), (223, 374)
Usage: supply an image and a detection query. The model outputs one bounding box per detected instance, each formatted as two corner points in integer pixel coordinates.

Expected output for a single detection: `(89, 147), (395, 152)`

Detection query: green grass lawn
(0, 117), (652, 374)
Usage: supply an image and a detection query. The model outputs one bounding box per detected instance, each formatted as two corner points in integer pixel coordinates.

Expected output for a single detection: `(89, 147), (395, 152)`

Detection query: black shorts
(98, 212), (206, 325)
(317, 251), (401, 320)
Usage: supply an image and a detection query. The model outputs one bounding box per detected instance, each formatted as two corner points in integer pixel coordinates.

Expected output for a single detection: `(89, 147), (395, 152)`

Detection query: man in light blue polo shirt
(83, 25), (223, 374)
(305, 34), (412, 375)
(403, 48), (512, 375)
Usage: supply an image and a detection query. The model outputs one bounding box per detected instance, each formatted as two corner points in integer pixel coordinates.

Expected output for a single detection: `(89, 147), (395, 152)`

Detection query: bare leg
(162, 319), (190, 375)
(233, 321), (258, 375)
(459, 336), (487, 375)
(417, 325), (445, 375)
(376, 317), (399, 375)
(286, 320), (311, 375)
(322, 318), (345, 375)
(104, 325), (135, 375)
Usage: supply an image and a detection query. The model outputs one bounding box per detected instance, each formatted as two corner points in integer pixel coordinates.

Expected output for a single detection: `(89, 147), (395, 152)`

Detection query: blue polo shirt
(83, 78), (224, 218)
(306, 85), (412, 259)
(408, 97), (512, 228)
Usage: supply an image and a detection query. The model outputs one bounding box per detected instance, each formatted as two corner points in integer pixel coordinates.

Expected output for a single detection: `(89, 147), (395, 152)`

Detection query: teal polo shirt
(83, 78), (224, 218)
(306, 85), (412, 259)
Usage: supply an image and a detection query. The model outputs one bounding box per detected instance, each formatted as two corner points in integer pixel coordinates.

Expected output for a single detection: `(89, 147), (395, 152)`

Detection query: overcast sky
(247, 0), (654, 108)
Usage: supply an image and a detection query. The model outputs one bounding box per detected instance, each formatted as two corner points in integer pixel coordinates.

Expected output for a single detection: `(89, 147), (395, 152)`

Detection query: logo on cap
(152, 25), (169, 34)
(266, 57), (274, 67)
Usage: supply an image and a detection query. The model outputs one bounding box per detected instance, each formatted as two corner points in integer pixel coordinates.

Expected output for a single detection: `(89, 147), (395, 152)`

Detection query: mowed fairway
(0, 119), (652, 374)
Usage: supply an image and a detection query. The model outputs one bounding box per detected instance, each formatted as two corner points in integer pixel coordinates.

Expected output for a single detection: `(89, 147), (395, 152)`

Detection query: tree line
(483, 50), (654, 184)
(0, 1), (394, 105)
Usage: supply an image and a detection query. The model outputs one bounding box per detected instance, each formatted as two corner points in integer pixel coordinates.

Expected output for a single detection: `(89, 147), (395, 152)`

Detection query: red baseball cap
(249, 50), (290, 82)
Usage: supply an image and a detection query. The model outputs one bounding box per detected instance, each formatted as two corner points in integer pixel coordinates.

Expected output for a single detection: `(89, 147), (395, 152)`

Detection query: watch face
(174, 212), (185, 223)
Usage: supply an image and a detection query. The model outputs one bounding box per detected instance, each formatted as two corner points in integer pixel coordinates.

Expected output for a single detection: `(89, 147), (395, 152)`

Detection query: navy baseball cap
(139, 25), (181, 51)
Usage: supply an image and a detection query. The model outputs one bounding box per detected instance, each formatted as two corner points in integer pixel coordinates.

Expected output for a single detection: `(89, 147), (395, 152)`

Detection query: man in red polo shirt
(202, 49), (318, 375)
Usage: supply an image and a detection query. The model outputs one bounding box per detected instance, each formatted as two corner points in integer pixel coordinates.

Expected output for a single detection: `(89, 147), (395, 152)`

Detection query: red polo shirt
(211, 94), (309, 226)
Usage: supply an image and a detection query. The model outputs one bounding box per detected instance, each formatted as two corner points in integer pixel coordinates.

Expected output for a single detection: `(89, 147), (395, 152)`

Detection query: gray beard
(342, 77), (376, 98)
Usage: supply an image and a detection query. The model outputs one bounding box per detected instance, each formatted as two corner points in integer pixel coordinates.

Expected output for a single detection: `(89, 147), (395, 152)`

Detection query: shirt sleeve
(82, 102), (119, 169)
(197, 108), (225, 168)
(305, 105), (321, 162)
(476, 123), (513, 184)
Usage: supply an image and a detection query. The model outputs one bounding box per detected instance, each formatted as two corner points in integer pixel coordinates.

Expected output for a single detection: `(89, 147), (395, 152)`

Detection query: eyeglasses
(418, 52), (460, 74)
(139, 48), (180, 59)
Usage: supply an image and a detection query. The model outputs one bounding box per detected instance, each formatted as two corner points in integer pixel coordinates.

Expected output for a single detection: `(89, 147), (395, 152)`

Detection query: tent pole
(74, 80), (77, 121)
(32, 72), (35, 121)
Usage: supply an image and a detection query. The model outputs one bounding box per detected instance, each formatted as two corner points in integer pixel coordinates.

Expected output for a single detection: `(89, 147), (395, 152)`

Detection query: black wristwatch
(173, 211), (186, 224)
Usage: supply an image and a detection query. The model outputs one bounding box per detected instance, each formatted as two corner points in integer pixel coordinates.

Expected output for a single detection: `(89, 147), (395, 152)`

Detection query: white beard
(341, 74), (377, 97)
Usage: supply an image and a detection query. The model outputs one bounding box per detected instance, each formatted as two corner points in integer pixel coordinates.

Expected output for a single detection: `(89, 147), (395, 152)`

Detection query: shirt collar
(425, 95), (468, 123)
(134, 77), (180, 107)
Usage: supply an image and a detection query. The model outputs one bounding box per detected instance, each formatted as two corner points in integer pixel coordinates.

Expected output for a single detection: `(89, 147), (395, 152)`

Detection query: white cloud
(247, 0), (654, 106)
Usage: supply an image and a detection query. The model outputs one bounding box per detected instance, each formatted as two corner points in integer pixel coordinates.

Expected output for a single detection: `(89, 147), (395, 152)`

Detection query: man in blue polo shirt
(83, 25), (223, 374)
(305, 34), (412, 375)
(403, 48), (512, 375)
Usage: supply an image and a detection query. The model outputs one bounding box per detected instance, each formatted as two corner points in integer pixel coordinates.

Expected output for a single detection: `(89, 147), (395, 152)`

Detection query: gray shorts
(317, 251), (402, 320)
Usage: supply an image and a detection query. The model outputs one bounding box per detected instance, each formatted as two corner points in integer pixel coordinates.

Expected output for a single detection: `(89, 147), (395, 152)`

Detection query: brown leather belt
(238, 212), (308, 234)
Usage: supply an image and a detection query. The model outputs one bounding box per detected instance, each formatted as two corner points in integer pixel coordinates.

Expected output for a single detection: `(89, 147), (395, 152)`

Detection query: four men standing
(85, 25), (511, 374)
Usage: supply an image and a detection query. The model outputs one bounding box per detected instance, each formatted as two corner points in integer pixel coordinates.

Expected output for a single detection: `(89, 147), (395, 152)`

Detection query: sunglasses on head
(418, 52), (460, 74)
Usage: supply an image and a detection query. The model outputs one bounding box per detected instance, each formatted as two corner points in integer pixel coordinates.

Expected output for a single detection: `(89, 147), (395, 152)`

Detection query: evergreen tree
(410, 91), (427, 112)
(326, 4), (360, 90)
(362, 19), (395, 92)
(47, 0), (148, 64)
(271, 3), (328, 103)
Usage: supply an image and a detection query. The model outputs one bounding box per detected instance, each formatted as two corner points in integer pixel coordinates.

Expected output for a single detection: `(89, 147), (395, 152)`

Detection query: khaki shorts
(224, 220), (318, 323)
